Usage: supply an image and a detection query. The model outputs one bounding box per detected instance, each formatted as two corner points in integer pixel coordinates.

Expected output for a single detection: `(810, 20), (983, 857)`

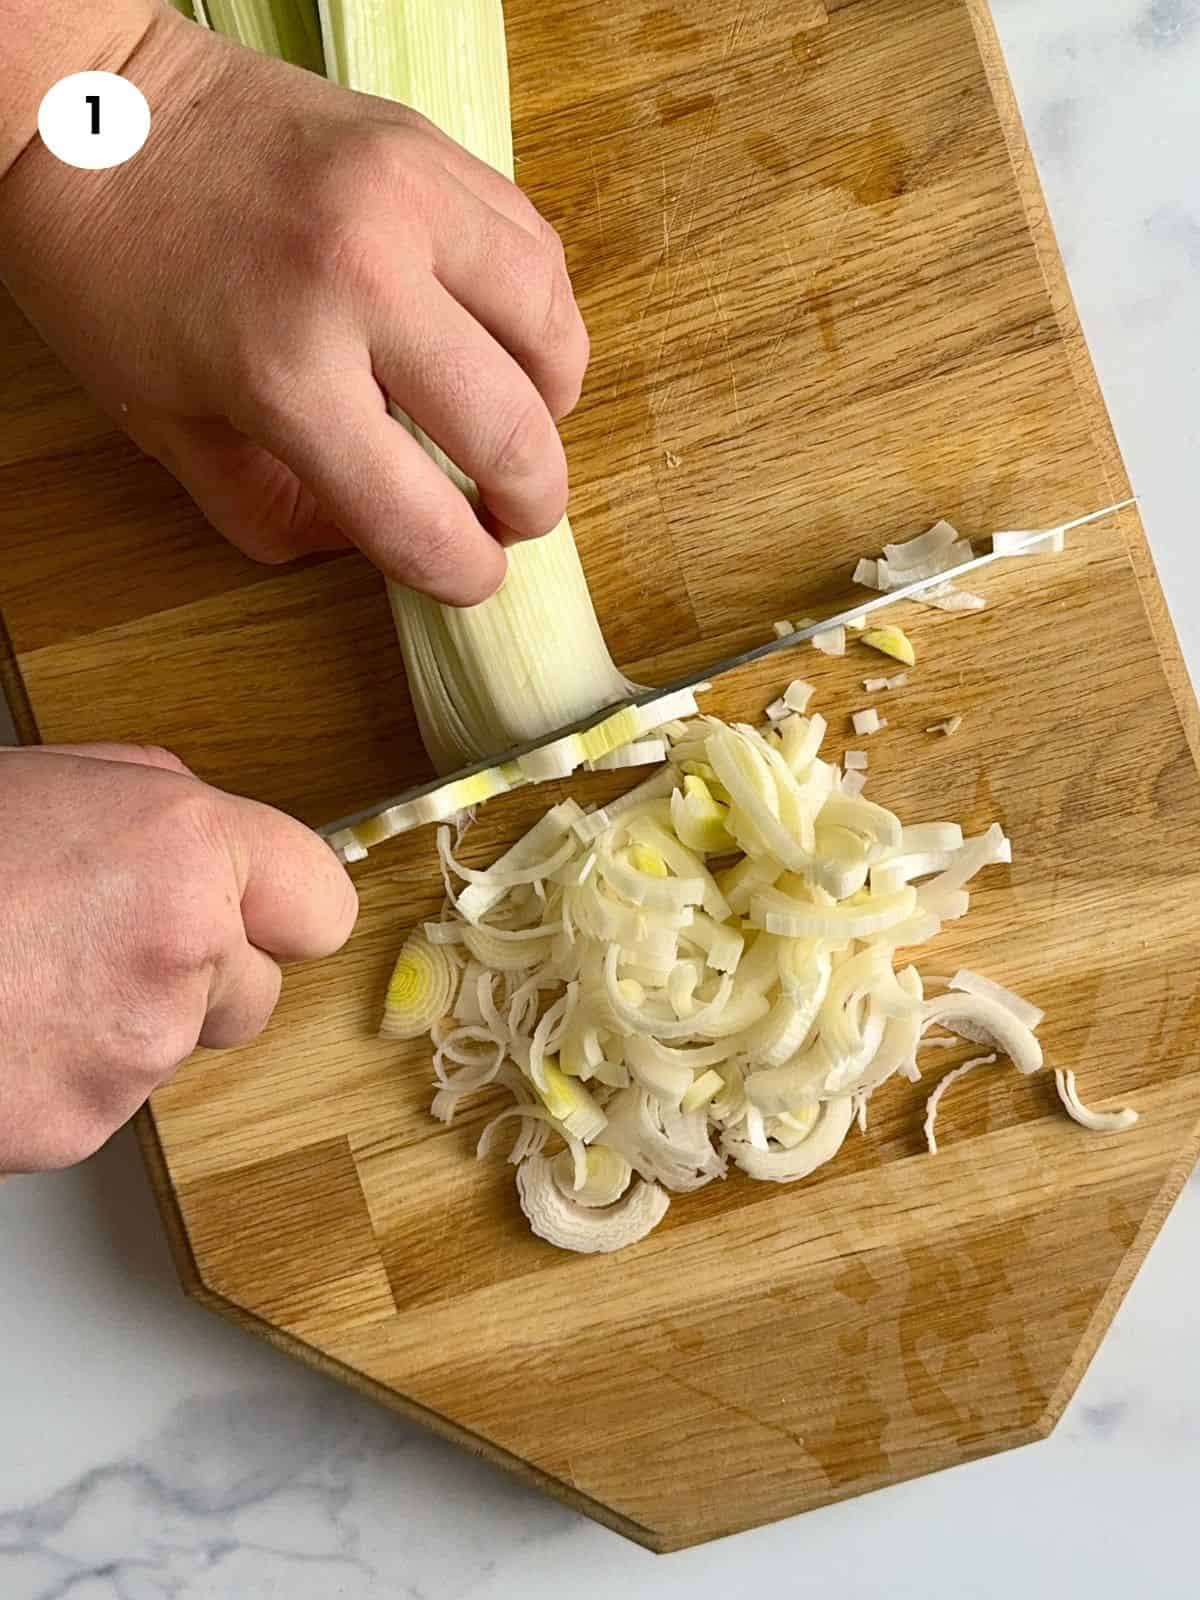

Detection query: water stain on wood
(667, 1324), (706, 1354)
(835, 1256), (881, 1305)
(841, 115), (910, 208)
(1106, 1194), (1140, 1250)
(745, 130), (790, 178)
(656, 89), (717, 127)
(806, 267), (841, 356)
(839, 1323), (871, 1357)
(791, 26), (827, 68)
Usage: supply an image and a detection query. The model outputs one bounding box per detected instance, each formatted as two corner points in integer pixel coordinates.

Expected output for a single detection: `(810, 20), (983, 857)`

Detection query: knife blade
(320, 498), (1133, 849)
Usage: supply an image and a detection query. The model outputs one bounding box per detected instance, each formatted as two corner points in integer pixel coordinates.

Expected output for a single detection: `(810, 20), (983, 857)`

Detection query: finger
(34, 743), (193, 774)
(370, 279), (569, 542)
(249, 373), (508, 604)
(218, 792), (359, 962)
(434, 149), (549, 239)
(431, 177), (589, 421)
(201, 940), (283, 1049)
(151, 417), (352, 565)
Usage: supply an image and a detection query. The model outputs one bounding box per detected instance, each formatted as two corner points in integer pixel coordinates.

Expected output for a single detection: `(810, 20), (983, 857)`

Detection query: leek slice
(517, 1154), (667, 1251)
(380, 931), (455, 1038)
(1054, 1069), (1139, 1133)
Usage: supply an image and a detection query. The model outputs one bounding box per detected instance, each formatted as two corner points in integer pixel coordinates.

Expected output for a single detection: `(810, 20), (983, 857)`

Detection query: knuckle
(139, 918), (216, 985)
(155, 782), (220, 846)
(239, 366), (320, 452)
(122, 1026), (193, 1086)
(537, 216), (567, 262)
(219, 333), (267, 408)
(325, 217), (391, 304)
(334, 127), (428, 223)
(134, 809), (230, 981)
(405, 503), (463, 585)
(101, 995), (203, 1087)
(201, 996), (278, 1053)
(538, 265), (574, 350)
(229, 345), (298, 425)
(532, 262), (587, 414)
(135, 744), (189, 774)
(285, 135), (421, 299)
(387, 105), (438, 145)
(491, 396), (552, 486)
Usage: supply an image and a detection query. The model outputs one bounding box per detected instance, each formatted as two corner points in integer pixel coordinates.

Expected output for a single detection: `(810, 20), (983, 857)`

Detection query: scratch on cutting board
(602, 94), (725, 453)
(604, 4), (757, 450)
(659, 158), (767, 414)
(673, 248), (741, 426)
(766, 195), (856, 363)
(657, 165), (769, 422)
(589, 150), (606, 246)
(600, 157), (678, 451)
(763, 234), (807, 364)
(715, 288), (742, 426)
(723, 5), (747, 65)
(636, 1351), (812, 1459)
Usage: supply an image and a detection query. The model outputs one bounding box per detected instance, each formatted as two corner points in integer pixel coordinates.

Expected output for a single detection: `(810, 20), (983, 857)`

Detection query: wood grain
(3, 0), (1199, 1552)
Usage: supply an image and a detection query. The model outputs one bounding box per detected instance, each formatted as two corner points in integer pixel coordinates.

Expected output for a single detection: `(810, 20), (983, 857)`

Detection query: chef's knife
(321, 499), (1133, 856)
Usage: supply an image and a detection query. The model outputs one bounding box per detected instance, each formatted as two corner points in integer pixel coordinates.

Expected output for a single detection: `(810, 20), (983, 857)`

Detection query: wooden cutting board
(3, 0), (1199, 1552)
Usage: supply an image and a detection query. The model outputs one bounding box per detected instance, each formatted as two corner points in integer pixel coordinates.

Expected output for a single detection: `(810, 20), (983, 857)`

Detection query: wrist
(0, 2), (216, 297)
(0, 0), (163, 181)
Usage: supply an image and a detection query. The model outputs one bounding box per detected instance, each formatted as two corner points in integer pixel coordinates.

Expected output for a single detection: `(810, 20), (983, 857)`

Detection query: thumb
(151, 417), (351, 565)
(217, 790), (359, 962)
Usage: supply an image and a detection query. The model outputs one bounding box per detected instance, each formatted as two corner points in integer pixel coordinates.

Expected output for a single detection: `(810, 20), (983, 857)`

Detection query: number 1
(85, 94), (100, 135)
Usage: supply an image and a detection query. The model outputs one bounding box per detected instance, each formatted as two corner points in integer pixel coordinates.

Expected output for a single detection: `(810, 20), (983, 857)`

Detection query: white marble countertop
(3, 2), (1199, 1595)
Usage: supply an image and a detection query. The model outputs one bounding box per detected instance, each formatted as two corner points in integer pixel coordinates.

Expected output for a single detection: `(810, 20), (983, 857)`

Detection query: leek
(195, 0), (325, 69)
(316, 0), (629, 771)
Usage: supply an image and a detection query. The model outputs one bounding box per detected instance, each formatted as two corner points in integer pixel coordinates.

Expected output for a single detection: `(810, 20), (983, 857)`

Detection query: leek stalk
(195, 0), (325, 72)
(316, 0), (630, 771)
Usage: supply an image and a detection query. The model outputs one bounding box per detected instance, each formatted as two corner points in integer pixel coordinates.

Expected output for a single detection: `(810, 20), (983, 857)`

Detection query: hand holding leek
(0, 0), (589, 604)
(0, 744), (357, 1173)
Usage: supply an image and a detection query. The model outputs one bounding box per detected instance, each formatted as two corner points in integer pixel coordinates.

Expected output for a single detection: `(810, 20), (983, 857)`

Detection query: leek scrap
(861, 625), (915, 667)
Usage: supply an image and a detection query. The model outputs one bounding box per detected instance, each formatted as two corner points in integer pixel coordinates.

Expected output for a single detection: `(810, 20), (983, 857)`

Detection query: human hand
(0, 743), (357, 1172)
(0, 4), (588, 604)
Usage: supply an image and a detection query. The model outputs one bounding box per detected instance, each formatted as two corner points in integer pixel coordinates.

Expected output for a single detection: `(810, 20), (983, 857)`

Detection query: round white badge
(37, 71), (151, 171)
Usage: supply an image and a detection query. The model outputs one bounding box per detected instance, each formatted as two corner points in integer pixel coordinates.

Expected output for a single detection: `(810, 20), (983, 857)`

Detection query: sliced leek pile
(384, 693), (1138, 1254)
